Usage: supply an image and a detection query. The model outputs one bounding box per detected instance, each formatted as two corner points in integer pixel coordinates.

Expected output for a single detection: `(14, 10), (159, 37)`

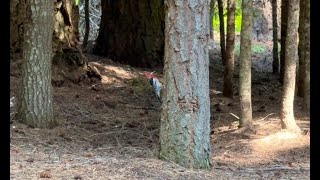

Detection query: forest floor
(10, 40), (310, 179)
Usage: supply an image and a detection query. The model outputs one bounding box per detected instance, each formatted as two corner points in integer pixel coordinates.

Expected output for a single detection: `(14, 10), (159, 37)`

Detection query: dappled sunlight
(100, 75), (116, 85)
(89, 61), (137, 79)
(87, 61), (139, 85)
(250, 130), (309, 155)
(103, 65), (135, 79)
(211, 118), (310, 167)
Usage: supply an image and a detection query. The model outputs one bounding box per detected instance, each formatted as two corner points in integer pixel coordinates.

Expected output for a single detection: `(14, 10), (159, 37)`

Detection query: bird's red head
(143, 72), (156, 79)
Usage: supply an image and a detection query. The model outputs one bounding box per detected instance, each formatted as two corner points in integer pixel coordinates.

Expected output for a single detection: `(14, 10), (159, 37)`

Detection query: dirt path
(10, 41), (309, 179)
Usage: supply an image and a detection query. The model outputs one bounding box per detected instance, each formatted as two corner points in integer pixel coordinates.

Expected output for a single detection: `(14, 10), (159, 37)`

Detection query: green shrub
(129, 76), (151, 94)
(234, 43), (267, 55)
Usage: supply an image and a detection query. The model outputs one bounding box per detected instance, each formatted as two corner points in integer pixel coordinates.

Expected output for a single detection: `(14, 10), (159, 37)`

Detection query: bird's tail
(156, 95), (162, 103)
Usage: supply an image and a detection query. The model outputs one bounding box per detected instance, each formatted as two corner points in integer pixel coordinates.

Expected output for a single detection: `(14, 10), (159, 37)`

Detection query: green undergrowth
(129, 76), (151, 94)
(234, 42), (267, 55)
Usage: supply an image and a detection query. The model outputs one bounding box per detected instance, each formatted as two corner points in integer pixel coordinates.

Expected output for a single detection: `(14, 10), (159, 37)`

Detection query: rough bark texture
(239, 0), (253, 128)
(160, 0), (211, 169)
(280, 0), (301, 133)
(10, 0), (86, 86)
(94, 0), (165, 68)
(297, 0), (305, 97)
(272, 0), (279, 74)
(52, 0), (87, 84)
(53, 0), (80, 50)
(223, 0), (235, 98)
(17, 0), (57, 128)
(251, 0), (273, 41)
(210, 0), (215, 40)
(303, 0), (310, 111)
(82, 0), (90, 49)
(250, 0), (282, 41)
(10, 0), (26, 54)
(11, 0), (81, 53)
(217, 0), (226, 65)
(280, 0), (288, 84)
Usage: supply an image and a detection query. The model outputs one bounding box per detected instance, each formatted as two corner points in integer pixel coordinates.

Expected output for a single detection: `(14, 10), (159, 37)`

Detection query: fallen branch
(256, 113), (275, 121)
(230, 113), (240, 120)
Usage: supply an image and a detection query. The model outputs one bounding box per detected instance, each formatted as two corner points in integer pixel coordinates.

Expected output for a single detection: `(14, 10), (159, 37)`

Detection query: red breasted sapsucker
(144, 72), (162, 103)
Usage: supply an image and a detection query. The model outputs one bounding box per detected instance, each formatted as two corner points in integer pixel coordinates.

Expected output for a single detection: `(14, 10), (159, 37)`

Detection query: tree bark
(160, 0), (211, 169)
(10, 0), (80, 55)
(280, 0), (301, 133)
(82, 0), (90, 49)
(94, 0), (165, 68)
(17, 0), (57, 128)
(53, 0), (80, 50)
(51, 0), (88, 84)
(297, 0), (306, 97)
(303, 0), (310, 111)
(280, 0), (288, 84)
(223, 0), (235, 98)
(217, 0), (226, 65)
(239, 0), (253, 128)
(10, 0), (26, 54)
(272, 0), (279, 74)
(210, 0), (215, 40)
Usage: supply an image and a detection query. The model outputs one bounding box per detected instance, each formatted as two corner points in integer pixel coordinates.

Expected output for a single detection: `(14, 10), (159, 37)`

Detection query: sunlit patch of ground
(252, 130), (307, 151)
(211, 117), (309, 170)
(88, 61), (139, 86)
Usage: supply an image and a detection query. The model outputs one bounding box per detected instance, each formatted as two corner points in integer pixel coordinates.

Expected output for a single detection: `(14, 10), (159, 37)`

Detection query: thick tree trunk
(223, 0), (235, 98)
(52, 0), (88, 84)
(53, 0), (80, 50)
(280, 0), (301, 133)
(11, 0), (86, 86)
(297, 0), (306, 97)
(160, 0), (211, 169)
(303, 0), (310, 111)
(280, 0), (288, 84)
(17, 0), (57, 128)
(239, 0), (253, 128)
(217, 0), (226, 65)
(82, 0), (90, 49)
(94, 0), (165, 68)
(210, 0), (215, 40)
(11, 0), (80, 54)
(272, 0), (279, 74)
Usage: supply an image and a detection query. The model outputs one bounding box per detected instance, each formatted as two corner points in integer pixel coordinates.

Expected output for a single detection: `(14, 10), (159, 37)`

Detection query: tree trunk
(10, 0), (26, 55)
(303, 0), (310, 111)
(239, 0), (253, 128)
(17, 0), (57, 128)
(82, 0), (90, 49)
(217, 0), (226, 65)
(297, 0), (306, 97)
(272, 0), (279, 74)
(11, 0), (81, 54)
(53, 0), (80, 50)
(280, 0), (301, 133)
(280, 0), (288, 84)
(160, 0), (211, 169)
(52, 0), (87, 84)
(94, 0), (165, 68)
(223, 0), (235, 98)
(210, 0), (215, 40)
(11, 0), (86, 85)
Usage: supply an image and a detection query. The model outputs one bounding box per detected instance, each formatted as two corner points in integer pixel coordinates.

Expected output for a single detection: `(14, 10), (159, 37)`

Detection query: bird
(143, 71), (162, 103)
